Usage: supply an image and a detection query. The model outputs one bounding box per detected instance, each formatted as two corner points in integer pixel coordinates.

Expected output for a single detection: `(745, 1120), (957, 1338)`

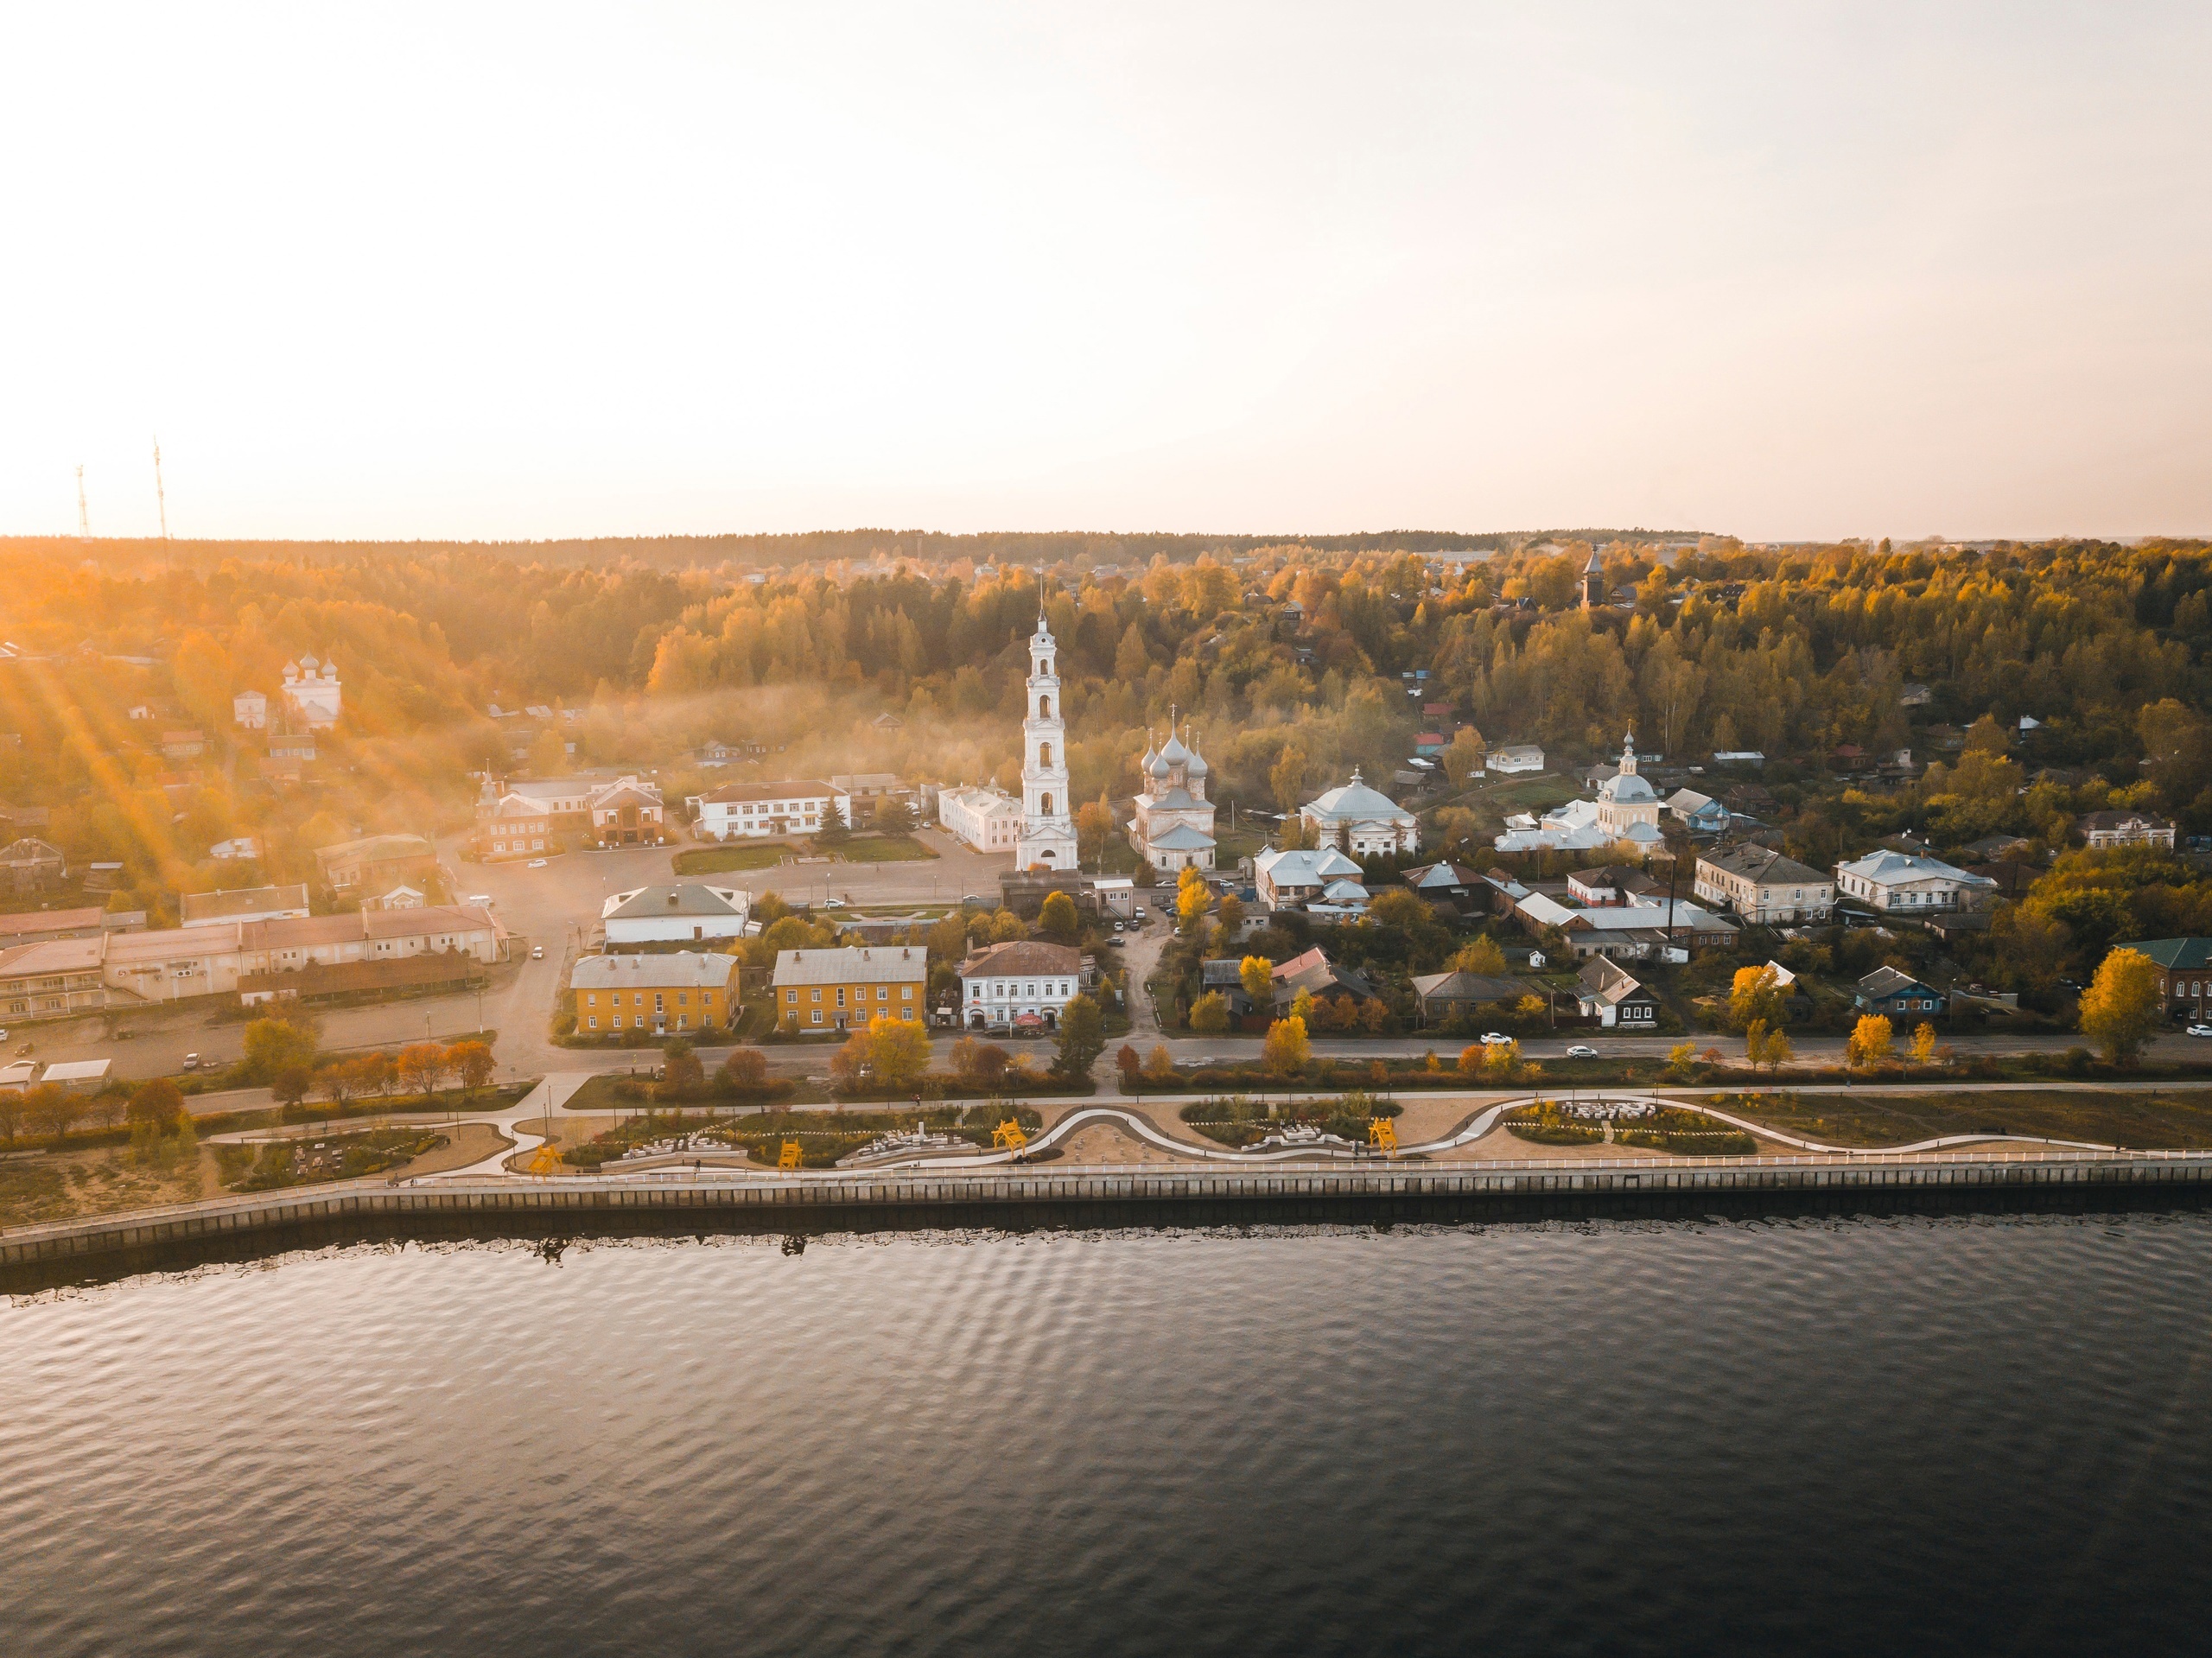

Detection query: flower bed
(1179, 1091), (1402, 1149)
(563, 1102), (1046, 1171)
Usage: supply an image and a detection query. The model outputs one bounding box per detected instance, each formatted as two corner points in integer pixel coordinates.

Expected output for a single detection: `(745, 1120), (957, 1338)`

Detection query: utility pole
(75, 466), (89, 538)
(152, 438), (169, 539)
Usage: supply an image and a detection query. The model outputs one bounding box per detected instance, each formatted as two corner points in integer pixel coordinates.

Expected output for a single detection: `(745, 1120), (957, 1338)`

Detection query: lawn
(1467, 774), (1581, 814)
(674, 843), (791, 874)
(828, 834), (937, 863)
(1721, 1088), (2212, 1151)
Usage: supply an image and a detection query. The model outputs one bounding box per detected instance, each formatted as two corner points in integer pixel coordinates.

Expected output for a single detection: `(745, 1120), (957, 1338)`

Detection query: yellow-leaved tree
(1847, 1014), (1893, 1070)
(1262, 1016), (1311, 1077)
(2078, 947), (2162, 1065)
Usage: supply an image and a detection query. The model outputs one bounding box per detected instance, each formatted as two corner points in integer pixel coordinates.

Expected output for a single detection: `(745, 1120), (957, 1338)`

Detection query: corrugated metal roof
(772, 946), (928, 987)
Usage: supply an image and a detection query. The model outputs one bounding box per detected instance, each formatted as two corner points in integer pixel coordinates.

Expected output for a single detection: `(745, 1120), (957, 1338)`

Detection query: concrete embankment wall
(7, 1155), (2212, 1285)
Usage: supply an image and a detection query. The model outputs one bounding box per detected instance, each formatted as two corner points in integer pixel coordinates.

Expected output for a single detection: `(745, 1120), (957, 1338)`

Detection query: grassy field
(830, 834), (937, 863)
(674, 843), (791, 874)
(1466, 773), (1581, 814)
(1722, 1089), (2212, 1151)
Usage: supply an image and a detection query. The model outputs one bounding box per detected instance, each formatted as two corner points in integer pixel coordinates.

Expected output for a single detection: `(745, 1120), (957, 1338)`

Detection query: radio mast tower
(153, 439), (169, 539)
(75, 466), (89, 538)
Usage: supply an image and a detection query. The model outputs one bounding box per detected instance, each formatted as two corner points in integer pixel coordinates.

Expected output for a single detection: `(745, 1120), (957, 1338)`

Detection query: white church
(1129, 721), (1217, 873)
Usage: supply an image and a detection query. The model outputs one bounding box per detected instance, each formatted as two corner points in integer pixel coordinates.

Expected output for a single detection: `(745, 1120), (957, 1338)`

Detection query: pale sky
(3, 3), (2207, 543)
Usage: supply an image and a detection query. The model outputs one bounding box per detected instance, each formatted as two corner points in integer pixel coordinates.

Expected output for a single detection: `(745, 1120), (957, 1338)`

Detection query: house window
(811, 988), (822, 1001)
(876, 986), (887, 1001)
(587, 994), (597, 1007)
(677, 1014), (687, 1030)
(613, 1015), (624, 1029)
(588, 1016), (597, 1030)
(785, 990), (798, 1004)
(836, 988), (846, 1007)
(811, 1010), (823, 1026)
(901, 985), (913, 1000)
(654, 994), (664, 1012)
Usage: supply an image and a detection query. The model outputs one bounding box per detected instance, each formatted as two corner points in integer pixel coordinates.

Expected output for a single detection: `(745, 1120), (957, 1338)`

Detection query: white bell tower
(1015, 603), (1077, 870)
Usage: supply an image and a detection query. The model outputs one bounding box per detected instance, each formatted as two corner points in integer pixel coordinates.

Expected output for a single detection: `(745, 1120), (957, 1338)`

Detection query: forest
(2, 531), (2209, 934)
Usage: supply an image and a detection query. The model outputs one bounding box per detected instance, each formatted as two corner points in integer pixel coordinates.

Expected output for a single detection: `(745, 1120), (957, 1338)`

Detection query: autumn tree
(1262, 1015), (1311, 1077)
(870, 1019), (935, 1091)
(1270, 743), (1311, 817)
(1729, 964), (1789, 1032)
(1847, 1014), (1893, 1070)
(1909, 1022), (1938, 1066)
(950, 1036), (1011, 1089)
(658, 1039), (706, 1099)
(1442, 727), (1487, 785)
(1238, 955), (1274, 1004)
(2078, 946), (2162, 1065)
(1053, 994), (1106, 1082)
(1450, 936), (1507, 975)
(449, 1039), (497, 1092)
(719, 1047), (770, 1089)
(398, 1042), (448, 1097)
(272, 1064), (315, 1109)
(28, 1083), (79, 1147)
(1188, 991), (1230, 1033)
(1038, 890), (1080, 943)
(1176, 867), (1213, 934)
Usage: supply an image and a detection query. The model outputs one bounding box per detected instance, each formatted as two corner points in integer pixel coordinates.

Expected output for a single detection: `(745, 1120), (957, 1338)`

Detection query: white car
(1566, 1044), (1599, 1059)
(823, 898), (845, 909)
(531, 945), (544, 960)
(181, 1052), (200, 1070)
(1481, 1032), (1513, 1045)
(2189, 1025), (2212, 1039)
(527, 857), (548, 868)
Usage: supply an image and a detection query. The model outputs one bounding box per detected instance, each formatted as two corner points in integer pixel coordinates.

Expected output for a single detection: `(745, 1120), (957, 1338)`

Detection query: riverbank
(7, 1148), (2210, 1289)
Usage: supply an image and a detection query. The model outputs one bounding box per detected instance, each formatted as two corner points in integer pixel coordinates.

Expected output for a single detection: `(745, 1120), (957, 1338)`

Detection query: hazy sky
(3, 3), (2207, 543)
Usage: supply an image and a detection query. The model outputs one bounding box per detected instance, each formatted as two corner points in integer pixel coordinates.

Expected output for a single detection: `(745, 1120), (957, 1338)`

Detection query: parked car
(1113, 919), (1125, 932)
(2190, 1025), (2212, 1039)
(960, 893), (982, 905)
(1566, 1044), (1599, 1058)
(1134, 908), (1147, 922)
(1481, 1032), (1512, 1045)
(531, 945), (545, 959)
(181, 1052), (200, 1070)
(526, 857), (549, 868)
(468, 893), (494, 906)
(1108, 937), (1125, 949)
(823, 898), (845, 909)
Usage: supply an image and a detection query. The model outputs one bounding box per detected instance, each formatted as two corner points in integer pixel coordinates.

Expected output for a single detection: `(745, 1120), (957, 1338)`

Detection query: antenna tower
(75, 466), (89, 539)
(153, 438), (169, 539)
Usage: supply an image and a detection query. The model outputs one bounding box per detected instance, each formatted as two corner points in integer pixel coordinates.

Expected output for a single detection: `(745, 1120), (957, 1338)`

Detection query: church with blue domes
(1128, 720), (1217, 873)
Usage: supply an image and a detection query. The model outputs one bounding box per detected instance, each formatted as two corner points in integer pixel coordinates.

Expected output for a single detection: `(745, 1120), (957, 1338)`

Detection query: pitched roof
(2120, 937), (2212, 971)
(1837, 850), (1996, 889)
(0, 905), (106, 937)
(772, 945), (929, 987)
(602, 884), (749, 921)
(179, 884), (311, 924)
(1255, 847), (1363, 886)
(698, 778), (840, 804)
(2077, 810), (2173, 831)
(1147, 823), (1217, 850)
(957, 940), (1083, 978)
(1858, 965), (1939, 999)
(569, 952), (738, 991)
(0, 937), (105, 979)
(1699, 844), (1828, 886)
(1410, 970), (1525, 1004)
(1404, 860), (1482, 888)
(315, 834), (434, 866)
(1577, 955), (1652, 1004)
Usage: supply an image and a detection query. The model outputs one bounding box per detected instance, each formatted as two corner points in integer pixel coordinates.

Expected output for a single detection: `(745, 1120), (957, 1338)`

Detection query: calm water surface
(4, 1214), (2211, 1656)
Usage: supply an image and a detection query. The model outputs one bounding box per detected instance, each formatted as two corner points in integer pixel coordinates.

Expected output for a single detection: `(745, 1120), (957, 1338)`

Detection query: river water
(4, 1213), (2210, 1656)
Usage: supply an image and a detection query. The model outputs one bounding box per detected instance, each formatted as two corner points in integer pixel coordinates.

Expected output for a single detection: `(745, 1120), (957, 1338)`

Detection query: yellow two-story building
(570, 951), (739, 1036)
(772, 945), (927, 1032)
